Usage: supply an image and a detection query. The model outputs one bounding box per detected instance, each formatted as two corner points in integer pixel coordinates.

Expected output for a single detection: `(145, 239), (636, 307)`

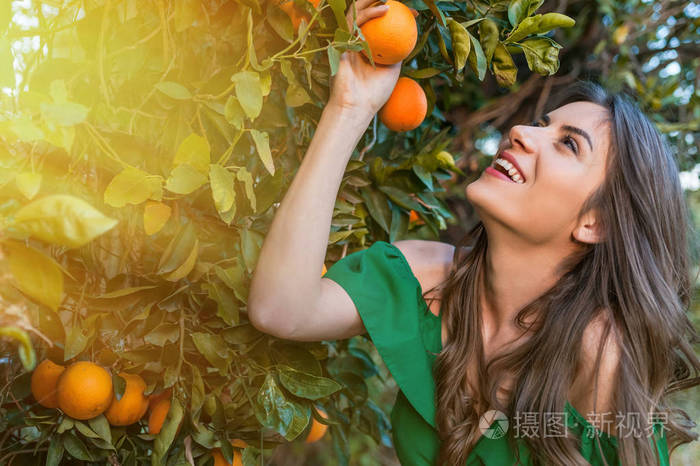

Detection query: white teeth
(494, 158), (525, 184)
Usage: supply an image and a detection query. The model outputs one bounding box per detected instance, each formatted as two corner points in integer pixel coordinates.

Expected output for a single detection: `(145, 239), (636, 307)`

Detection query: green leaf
(206, 282), (239, 326)
(191, 332), (230, 373)
(155, 81), (192, 100)
(328, 0), (348, 31)
(104, 167), (154, 207)
(278, 366), (343, 400)
(520, 37), (562, 75)
(240, 229), (263, 274)
(0, 38), (15, 88)
(62, 432), (93, 461)
(224, 96), (245, 129)
(447, 19), (470, 72)
(360, 186), (391, 234)
(88, 415), (112, 444)
(412, 165), (433, 190)
(236, 167), (256, 212)
(491, 43), (517, 87)
(232, 71), (263, 120)
(254, 373), (310, 441)
(164, 239), (198, 281)
(13, 194), (118, 248)
(9, 119), (45, 141)
(145, 324), (180, 346)
(403, 67), (443, 79)
(74, 421), (100, 439)
(157, 223), (197, 274)
(112, 373), (126, 401)
(46, 436), (64, 466)
(3, 241), (63, 312)
(209, 164), (235, 213)
(56, 417), (73, 434)
(479, 18), (500, 64)
(507, 0), (544, 27)
(41, 101), (89, 127)
(249, 129), (274, 175)
(467, 30), (487, 81)
(378, 186), (422, 211)
(15, 172), (42, 200)
(266, 1), (294, 42)
(327, 46), (341, 76)
(173, 133), (211, 174)
(153, 398), (184, 465)
(506, 13), (575, 43)
(191, 365), (205, 417)
(165, 163), (208, 194)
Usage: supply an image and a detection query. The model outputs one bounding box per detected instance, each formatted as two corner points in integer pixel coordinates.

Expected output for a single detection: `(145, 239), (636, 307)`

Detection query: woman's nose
(508, 125), (536, 154)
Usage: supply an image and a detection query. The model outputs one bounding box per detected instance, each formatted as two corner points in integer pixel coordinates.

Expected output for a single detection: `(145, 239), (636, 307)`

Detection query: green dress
(323, 241), (670, 465)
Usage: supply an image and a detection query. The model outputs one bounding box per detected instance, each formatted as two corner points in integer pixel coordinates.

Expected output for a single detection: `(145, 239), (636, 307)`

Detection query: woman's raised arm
(247, 1), (401, 341)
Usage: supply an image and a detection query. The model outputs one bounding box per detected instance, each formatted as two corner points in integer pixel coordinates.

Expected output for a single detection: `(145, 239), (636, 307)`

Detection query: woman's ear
(572, 209), (605, 244)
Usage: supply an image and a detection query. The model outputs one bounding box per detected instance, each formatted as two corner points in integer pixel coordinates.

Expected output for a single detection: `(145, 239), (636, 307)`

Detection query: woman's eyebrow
(541, 114), (594, 151)
(562, 124), (593, 151)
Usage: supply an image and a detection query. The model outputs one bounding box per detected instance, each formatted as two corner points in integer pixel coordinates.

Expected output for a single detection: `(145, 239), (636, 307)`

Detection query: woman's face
(466, 101), (612, 245)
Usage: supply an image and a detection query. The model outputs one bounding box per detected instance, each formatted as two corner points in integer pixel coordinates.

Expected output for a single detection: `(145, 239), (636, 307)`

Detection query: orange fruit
(104, 373), (149, 426)
(408, 210), (424, 224)
(148, 388), (172, 412)
(360, 0), (417, 65)
(379, 77), (427, 131)
(31, 359), (65, 409)
(279, 0), (322, 32)
(148, 397), (171, 435)
(56, 361), (113, 420)
(211, 440), (246, 466)
(305, 408), (329, 443)
(321, 264), (327, 276)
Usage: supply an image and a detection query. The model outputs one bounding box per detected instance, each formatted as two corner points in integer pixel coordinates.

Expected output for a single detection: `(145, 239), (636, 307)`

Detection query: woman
(248, 1), (699, 464)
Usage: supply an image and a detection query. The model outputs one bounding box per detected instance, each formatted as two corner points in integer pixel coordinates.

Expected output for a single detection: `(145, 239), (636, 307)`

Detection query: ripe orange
(321, 264), (327, 276)
(360, 0), (417, 65)
(148, 397), (171, 435)
(31, 359), (65, 409)
(104, 373), (149, 426)
(408, 210), (424, 224)
(148, 387), (172, 412)
(211, 440), (246, 466)
(56, 361), (113, 420)
(379, 77), (427, 131)
(305, 408), (329, 443)
(279, 0), (322, 32)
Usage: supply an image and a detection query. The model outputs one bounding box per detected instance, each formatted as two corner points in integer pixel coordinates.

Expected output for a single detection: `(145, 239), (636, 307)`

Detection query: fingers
(346, 0), (388, 29)
(357, 4), (389, 26)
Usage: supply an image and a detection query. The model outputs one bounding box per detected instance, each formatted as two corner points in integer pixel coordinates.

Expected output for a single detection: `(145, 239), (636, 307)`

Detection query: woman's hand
(327, 0), (402, 117)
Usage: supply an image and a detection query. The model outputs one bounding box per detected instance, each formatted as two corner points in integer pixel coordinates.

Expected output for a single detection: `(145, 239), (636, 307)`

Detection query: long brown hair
(429, 81), (700, 465)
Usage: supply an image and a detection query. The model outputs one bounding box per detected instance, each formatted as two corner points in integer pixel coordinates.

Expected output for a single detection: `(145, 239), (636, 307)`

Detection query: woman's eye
(563, 136), (578, 154)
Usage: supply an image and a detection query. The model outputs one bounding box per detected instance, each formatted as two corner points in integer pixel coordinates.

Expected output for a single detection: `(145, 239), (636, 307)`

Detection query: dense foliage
(0, 0), (696, 465)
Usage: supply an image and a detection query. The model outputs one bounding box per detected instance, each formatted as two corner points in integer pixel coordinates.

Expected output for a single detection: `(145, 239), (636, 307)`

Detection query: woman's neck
(480, 235), (572, 342)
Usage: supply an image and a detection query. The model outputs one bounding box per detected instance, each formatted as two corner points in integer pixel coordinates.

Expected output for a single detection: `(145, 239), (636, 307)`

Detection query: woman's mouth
(487, 157), (525, 184)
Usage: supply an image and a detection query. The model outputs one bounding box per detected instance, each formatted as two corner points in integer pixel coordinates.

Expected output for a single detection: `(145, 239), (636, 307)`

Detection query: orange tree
(0, 0), (576, 464)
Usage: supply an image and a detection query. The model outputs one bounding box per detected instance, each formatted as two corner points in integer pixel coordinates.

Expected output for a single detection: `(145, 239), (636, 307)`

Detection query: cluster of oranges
(30, 359), (330, 462)
(278, 0), (427, 132)
(30, 360), (173, 432)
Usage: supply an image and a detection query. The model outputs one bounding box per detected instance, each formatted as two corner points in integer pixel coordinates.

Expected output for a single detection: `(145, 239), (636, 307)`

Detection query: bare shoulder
(568, 311), (622, 432)
(392, 240), (456, 315)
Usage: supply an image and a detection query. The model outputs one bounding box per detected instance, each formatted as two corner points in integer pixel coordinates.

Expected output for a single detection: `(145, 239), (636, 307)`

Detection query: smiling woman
(250, 77), (699, 465)
(431, 82), (700, 465)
